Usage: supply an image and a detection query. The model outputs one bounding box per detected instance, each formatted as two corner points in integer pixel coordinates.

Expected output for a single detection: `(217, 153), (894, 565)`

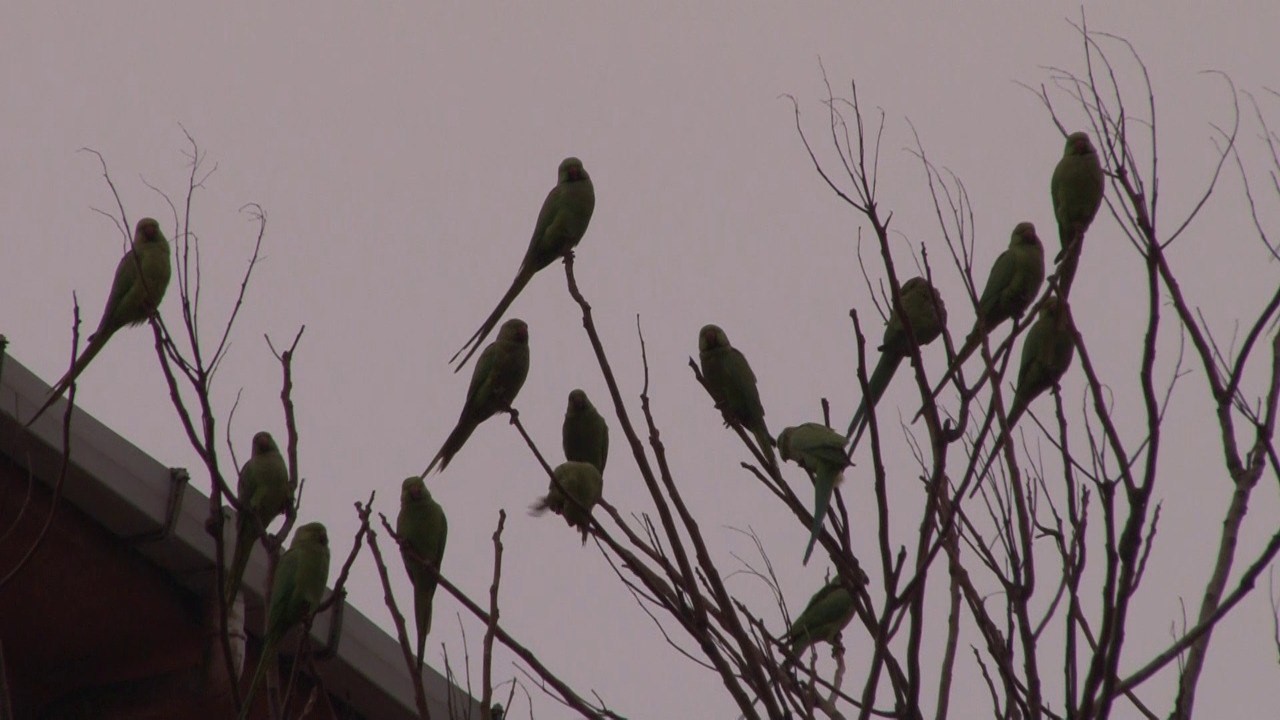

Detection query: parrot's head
(776, 427), (794, 461)
(498, 318), (529, 345)
(900, 277), (927, 296)
(401, 476), (429, 505)
(293, 522), (329, 548)
(698, 324), (729, 352)
(135, 217), (164, 245)
(559, 157), (588, 183)
(1011, 222), (1039, 248)
(567, 389), (589, 413)
(251, 431), (280, 456)
(1040, 295), (1070, 324)
(1064, 132), (1095, 157)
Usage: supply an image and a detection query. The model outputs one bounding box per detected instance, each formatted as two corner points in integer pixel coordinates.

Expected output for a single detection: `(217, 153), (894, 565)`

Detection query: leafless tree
(9, 18), (1277, 720)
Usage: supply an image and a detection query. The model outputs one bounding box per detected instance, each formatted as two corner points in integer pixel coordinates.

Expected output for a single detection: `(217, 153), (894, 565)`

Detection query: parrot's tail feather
(421, 456), (439, 478)
(971, 429), (1008, 499)
(914, 334), (981, 424)
(449, 270), (534, 372)
(1055, 225), (1087, 300)
(25, 332), (113, 427)
(1056, 222), (1078, 261)
(802, 481), (835, 566)
(414, 589), (433, 675)
(848, 353), (903, 454)
(752, 426), (777, 469)
(225, 520), (254, 605)
(238, 643), (273, 720)
(845, 400), (865, 442)
(968, 404), (1025, 499)
(428, 421), (478, 475)
(865, 353), (902, 410)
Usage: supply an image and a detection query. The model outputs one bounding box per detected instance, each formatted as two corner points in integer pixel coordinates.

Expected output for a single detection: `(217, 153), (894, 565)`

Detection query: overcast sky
(4, 3), (1279, 717)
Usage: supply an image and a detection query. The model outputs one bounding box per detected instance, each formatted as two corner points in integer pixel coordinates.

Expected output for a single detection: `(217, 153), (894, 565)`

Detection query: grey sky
(4, 3), (1279, 717)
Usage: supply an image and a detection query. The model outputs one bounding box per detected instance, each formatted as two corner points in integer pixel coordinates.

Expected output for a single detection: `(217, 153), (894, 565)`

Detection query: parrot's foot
(125, 467), (191, 544)
(830, 633), (845, 658)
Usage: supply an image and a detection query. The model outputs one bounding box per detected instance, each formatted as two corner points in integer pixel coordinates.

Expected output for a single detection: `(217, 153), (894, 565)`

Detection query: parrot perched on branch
(450, 157), (594, 372)
(919, 223), (1044, 417)
(225, 431), (292, 606)
(28, 217), (172, 425)
(698, 324), (777, 468)
(846, 277), (947, 451)
(783, 579), (856, 657)
(778, 423), (853, 565)
(531, 461), (604, 544)
(239, 522), (330, 720)
(425, 318), (530, 475)
(972, 296), (1076, 490)
(397, 476), (448, 673)
(562, 389), (609, 474)
(1051, 132), (1105, 294)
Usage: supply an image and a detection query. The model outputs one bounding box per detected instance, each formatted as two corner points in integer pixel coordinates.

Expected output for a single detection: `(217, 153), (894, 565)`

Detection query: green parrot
(1051, 132), (1105, 291)
(562, 388), (609, 474)
(974, 296), (1076, 486)
(783, 579), (857, 657)
(28, 217), (172, 425)
(1006, 296), (1075, 424)
(698, 324), (777, 468)
(424, 318), (530, 475)
(531, 461), (603, 544)
(846, 277), (947, 450)
(239, 522), (330, 719)
(778, 423), (853, 565)
(396, 476), (448, 674)
(921, 223), (1045, 414)
(225, 431), (293, 605)
(450, 157), (594, 372)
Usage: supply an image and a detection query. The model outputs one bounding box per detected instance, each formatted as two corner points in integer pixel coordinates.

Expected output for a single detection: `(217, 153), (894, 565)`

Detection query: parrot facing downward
(424, 318), (531, 475)
(531, 461), (604, 544)
(1051, 132), (1105, 293)
(921, 223), (1045, 413)
(239, 522), (330, 720)
(847, 277), (947, 450)
(562, 389), (609, 474)
(397, 477), (448, 674)
(698, 324), (777, 468)
(783, 579), (857, 657)
(28, 217), (172, 425)
(450, 157), (594, 372)
(778, 423), (853, 565)
(973, 296), (1076, 488)
(226, 431), (293, 606)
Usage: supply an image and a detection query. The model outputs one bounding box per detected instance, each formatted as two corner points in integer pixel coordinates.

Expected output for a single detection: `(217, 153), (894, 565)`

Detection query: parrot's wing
(97, 249), (144, 333)
(976, 250), (1015, 321)
(463, 341), (502, 410)
(527, 185), (564, 257)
